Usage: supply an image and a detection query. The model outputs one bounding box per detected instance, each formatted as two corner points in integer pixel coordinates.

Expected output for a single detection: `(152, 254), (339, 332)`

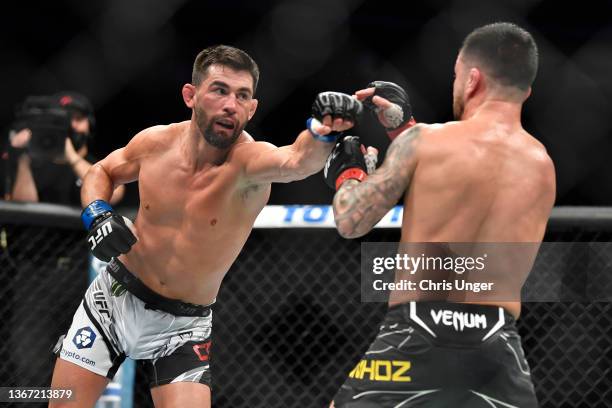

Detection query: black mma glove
(307, 92), (363, 143)
(81, 200), (137, 262)
(324, 135), (368, 190)
(363, 81), (416, 139)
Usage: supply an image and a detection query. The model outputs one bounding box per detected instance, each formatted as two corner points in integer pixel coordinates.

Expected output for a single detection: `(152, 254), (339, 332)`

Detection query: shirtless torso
(53, 54), (361, 408)
(392, 113), (555, 317)
(82, 65), (355, 306)
(115, 123), (270, 305)
(331, 23), (551, 408)
(336, 62), (555, 319)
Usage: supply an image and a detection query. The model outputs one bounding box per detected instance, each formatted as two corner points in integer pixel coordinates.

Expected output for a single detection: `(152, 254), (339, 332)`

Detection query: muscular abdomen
(121, 214), (256, 304)
(118, 148), (270, 305)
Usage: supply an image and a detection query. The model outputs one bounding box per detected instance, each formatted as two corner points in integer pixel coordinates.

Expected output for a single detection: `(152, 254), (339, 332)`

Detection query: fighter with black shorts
(324, 23), (555, 407)
(333, 302), (536, 407)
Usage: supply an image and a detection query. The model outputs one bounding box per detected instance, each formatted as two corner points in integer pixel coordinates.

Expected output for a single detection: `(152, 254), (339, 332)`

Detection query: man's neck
(183, 121), (230, 171)
(462, 99), (523, 124)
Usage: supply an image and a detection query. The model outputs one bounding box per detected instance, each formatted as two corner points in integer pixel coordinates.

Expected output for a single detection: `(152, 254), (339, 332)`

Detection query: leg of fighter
(150, 382), (211, 408)
(49, 358), (109, 408)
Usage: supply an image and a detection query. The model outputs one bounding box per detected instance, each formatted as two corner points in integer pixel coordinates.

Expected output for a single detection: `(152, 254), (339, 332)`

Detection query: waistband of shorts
(105, 258), (213, 317)
(387, 301), (515, 345)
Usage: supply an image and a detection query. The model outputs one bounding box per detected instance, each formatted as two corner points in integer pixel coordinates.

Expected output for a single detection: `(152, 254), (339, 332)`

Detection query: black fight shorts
(333, 301), (538, 407)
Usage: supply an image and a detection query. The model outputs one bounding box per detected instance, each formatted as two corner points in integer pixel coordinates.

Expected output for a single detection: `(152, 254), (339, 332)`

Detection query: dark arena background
(1, 0), (612, 407)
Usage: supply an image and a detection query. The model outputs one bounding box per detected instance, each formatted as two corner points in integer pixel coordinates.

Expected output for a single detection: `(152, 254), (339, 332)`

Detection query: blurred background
(1, 2), (612, 406)
(1, 0), (611, 207)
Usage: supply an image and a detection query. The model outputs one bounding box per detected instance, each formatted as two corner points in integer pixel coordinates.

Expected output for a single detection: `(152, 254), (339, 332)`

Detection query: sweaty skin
(81, 65), (351, 306)
(109, 124), (271, 305)
(54, 63), (356, 408)
(334, 57), (555, 318)
(335, 118), (555, 318)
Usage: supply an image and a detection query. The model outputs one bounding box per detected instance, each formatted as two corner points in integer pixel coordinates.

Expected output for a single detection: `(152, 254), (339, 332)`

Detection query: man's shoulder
(127, 122), (185, 152)
(418, 121), (463, 137)
(522, 132), (555, 180)
(230, 132), (275, 158)
(398, 121), (462, 142)
(138, 121), (185, 140)
(397, 122), (462, 155)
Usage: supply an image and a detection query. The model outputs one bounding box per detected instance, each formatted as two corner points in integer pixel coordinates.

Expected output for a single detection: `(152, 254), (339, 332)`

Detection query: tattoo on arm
(333, 126), (421, 237)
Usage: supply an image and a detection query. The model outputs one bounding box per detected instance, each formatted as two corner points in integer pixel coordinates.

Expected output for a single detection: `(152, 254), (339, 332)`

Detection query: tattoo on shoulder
(333, 126), (421, 237)
(383, 125), (421, 176)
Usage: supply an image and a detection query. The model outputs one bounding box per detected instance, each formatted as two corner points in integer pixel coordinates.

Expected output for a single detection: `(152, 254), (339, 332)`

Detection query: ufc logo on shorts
(93, 291), (111, 319)
(88, 221), (113, 250)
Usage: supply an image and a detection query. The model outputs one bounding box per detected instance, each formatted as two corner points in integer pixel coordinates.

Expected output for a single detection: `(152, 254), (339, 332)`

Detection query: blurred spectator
(4, 92), (124, 205)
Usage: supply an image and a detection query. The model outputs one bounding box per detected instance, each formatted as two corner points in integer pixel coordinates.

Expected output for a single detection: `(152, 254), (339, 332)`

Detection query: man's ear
(465, 68), (482, 98)
(248, 98), (258, 120)
(182, 84), (196, 108)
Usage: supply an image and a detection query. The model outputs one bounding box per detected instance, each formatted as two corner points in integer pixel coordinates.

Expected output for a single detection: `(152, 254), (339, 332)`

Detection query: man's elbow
(84, 162), (104, 180)
(338, 228), (359, 239)
(335, 219), (367, 239)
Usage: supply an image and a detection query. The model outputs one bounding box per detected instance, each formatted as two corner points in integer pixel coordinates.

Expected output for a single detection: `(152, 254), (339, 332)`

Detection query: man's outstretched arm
(238, 126), (339, 184)
(237, 92), (362, 184)
(333, 125), (422, 238)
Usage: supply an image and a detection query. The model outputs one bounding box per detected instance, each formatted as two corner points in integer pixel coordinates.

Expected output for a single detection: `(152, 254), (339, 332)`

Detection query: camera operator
(1, 92), (130, 406)
(6, 91), (124, 205)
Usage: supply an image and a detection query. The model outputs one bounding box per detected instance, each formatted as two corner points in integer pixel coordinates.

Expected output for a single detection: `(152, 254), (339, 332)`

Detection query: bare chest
(137, 156), (246, 226)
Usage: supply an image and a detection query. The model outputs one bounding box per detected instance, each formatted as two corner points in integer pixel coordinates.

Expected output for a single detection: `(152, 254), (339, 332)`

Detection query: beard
(452, 93), (464, 121)
(194, 106), (245, 149)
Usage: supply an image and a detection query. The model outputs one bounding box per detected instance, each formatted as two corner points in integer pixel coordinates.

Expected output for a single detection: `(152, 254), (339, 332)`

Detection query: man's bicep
(96, 147), (139, 186)
(95, 129), (152, 185)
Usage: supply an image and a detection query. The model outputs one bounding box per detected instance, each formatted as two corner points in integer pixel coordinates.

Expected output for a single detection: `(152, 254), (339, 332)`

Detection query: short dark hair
(192, 45), (260, 94)
(460, 22), (538, 91)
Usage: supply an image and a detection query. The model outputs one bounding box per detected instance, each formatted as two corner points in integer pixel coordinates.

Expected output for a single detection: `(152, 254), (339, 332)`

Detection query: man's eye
(237, 93), (250, 101)
(214, 88), (227, 95)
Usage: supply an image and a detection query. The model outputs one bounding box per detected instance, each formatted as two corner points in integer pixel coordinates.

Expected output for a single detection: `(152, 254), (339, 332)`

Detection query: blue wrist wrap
(81, 200), (114, 229)
(306, 117), (338, 143)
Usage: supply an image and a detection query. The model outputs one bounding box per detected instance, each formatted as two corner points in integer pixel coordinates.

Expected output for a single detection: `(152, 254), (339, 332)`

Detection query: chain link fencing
(0, 203), (610, 407)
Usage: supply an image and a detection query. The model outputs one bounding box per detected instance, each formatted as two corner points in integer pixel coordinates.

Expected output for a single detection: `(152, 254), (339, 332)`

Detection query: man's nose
(222, 94), (238, 114)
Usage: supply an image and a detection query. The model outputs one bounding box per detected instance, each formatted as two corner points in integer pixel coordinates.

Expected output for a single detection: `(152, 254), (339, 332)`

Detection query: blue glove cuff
(81, 200), (114, 230)
(306, 117), (338, 143)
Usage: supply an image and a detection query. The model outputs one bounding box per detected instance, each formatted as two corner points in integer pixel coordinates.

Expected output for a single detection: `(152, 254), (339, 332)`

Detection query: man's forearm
(289, 129), (335, 177)
(69, 156), (91, 180)
(333, 179), (386, 238)
(332, 125), (421, 238)
(81, 163), (114, 207)
(70, 158), (123, 205)
(11, 155), (39, 202)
